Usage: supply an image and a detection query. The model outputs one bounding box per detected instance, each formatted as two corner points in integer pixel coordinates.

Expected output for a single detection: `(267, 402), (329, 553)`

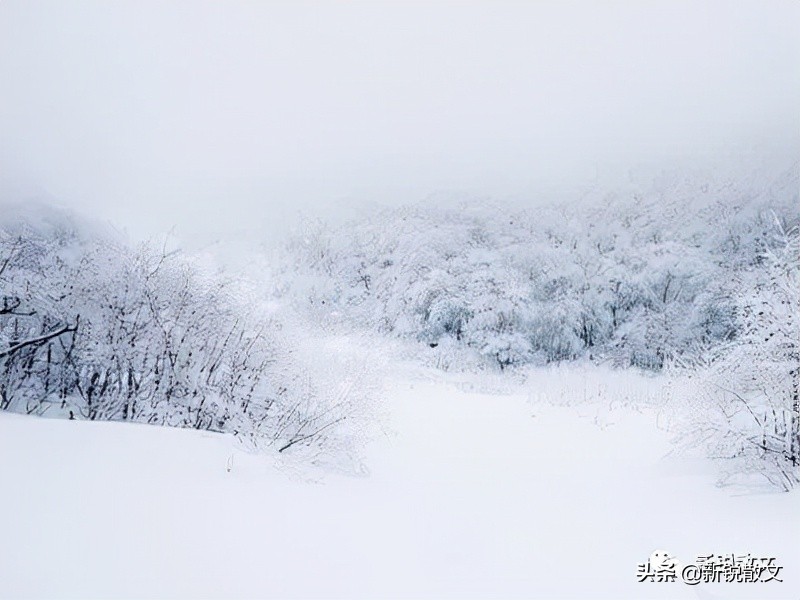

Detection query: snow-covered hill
(1, 368), (796, 599)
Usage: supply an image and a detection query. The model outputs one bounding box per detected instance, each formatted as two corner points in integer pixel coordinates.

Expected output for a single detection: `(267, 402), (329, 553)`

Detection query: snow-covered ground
(1, 367), (797, 599)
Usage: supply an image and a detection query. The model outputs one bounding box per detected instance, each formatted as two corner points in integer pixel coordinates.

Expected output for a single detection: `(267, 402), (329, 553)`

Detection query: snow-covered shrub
(0, 204), (365, 464)
(670, 220), (799, 490)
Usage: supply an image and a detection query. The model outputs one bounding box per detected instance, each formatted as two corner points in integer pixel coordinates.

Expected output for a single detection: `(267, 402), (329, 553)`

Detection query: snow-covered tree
(678, 219), (799, 489)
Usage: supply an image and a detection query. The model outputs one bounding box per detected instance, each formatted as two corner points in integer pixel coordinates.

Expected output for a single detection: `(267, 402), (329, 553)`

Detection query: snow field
(1, 365), (797, 599)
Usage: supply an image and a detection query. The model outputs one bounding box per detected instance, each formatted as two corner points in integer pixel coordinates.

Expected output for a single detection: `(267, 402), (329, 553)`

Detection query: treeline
(0, 205), (361, 460)
(283, 168), (798, 372)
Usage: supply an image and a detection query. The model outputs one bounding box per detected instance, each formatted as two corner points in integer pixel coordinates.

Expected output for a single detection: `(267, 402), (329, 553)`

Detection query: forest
(2, 166), (798, 487)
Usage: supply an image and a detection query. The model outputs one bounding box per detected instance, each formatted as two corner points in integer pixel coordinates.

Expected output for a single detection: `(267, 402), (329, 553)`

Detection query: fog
(1, 1), (798, 248)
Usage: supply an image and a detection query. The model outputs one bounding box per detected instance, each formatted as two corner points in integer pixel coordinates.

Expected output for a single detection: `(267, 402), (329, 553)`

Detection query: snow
(1, 366), (797, 599)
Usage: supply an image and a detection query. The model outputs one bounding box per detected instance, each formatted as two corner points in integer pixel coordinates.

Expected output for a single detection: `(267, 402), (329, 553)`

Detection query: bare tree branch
(0, 322), (78, 358)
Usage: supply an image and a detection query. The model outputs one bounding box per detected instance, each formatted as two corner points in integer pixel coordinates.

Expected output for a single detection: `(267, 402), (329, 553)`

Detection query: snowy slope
(0, 369), (797, 599)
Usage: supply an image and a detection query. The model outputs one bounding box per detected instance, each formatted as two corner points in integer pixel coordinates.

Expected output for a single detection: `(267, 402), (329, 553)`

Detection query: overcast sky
(1, 1), (798, 247)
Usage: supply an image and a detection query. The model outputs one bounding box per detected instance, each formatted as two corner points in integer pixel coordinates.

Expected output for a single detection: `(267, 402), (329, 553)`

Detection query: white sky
(1, 1), (798, 246)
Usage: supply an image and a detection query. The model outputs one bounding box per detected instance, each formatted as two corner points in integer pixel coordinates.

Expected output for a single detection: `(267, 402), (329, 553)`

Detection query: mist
(1, 0), (798, 249)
